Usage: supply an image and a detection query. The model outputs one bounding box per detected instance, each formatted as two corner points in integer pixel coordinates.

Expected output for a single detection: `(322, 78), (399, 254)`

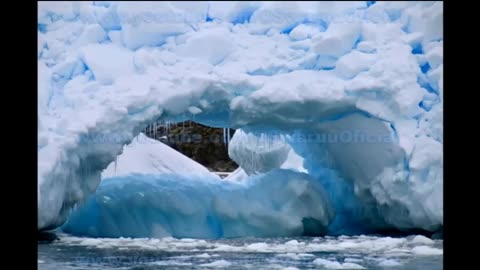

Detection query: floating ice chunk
(150, 261), (193, 266)
(200, 260), (232, 268)
(378, 259), (402, 267)
(313, 258), (366, 269)
(285, 240), (299, 246)
(196, 253), (211, 258)
(79, 238), (102, 246)
(344, 258), (363, 263)
(275, 253), (314, 260)
(409, 235), (434, 245)
(246, 242), (269, 251)
(411, 246), (443, 256)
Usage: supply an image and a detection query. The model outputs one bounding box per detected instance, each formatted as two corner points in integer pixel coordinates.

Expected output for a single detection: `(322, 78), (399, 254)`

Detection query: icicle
(227, 128), (231, 146)
(223, 128), (227, 145)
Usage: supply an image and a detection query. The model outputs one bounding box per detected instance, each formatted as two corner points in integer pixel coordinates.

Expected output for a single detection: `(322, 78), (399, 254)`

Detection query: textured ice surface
(62, 169), (334, 238)
(38, 1), (443, 233)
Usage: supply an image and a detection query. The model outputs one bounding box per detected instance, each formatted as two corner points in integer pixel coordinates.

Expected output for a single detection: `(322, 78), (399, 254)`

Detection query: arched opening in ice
(38, 1), (443, 238)
(41, 104), (440, 238)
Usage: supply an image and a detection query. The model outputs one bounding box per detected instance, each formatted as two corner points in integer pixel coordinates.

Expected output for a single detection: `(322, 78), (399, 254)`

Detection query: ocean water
(38, 234), (443, 269)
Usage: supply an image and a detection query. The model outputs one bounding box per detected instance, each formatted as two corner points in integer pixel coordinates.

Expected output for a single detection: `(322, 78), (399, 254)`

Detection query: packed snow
(38, 1), (443, 235)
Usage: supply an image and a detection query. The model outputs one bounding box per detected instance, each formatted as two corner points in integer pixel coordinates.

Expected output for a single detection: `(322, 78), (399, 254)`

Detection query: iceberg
(38, 1), (443, 235)
(62, 169), (334, 238)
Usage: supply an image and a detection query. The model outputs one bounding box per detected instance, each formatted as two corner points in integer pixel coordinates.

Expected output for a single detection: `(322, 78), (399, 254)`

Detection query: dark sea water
(38, 234), (442, 270)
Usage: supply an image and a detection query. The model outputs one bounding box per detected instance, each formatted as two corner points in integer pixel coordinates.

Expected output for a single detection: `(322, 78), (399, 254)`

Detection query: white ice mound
(38, 1), (443, 233)
(62, 169), (334, 238)
(101, 133), (219, 179)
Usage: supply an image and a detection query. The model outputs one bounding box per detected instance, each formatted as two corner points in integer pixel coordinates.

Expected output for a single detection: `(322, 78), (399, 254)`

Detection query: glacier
(38, 1), (443, 236)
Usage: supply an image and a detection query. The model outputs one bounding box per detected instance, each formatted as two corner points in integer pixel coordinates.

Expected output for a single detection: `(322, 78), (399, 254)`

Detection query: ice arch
(38, 1), (443, 234)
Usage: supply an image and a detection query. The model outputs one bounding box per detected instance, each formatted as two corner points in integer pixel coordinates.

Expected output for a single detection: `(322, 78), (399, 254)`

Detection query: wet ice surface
(38, 234), (442, 270)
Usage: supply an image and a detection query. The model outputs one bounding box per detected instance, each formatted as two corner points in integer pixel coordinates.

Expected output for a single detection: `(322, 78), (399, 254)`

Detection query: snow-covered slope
(101, 133), (219, 179)
(38, 1), (443, 233)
